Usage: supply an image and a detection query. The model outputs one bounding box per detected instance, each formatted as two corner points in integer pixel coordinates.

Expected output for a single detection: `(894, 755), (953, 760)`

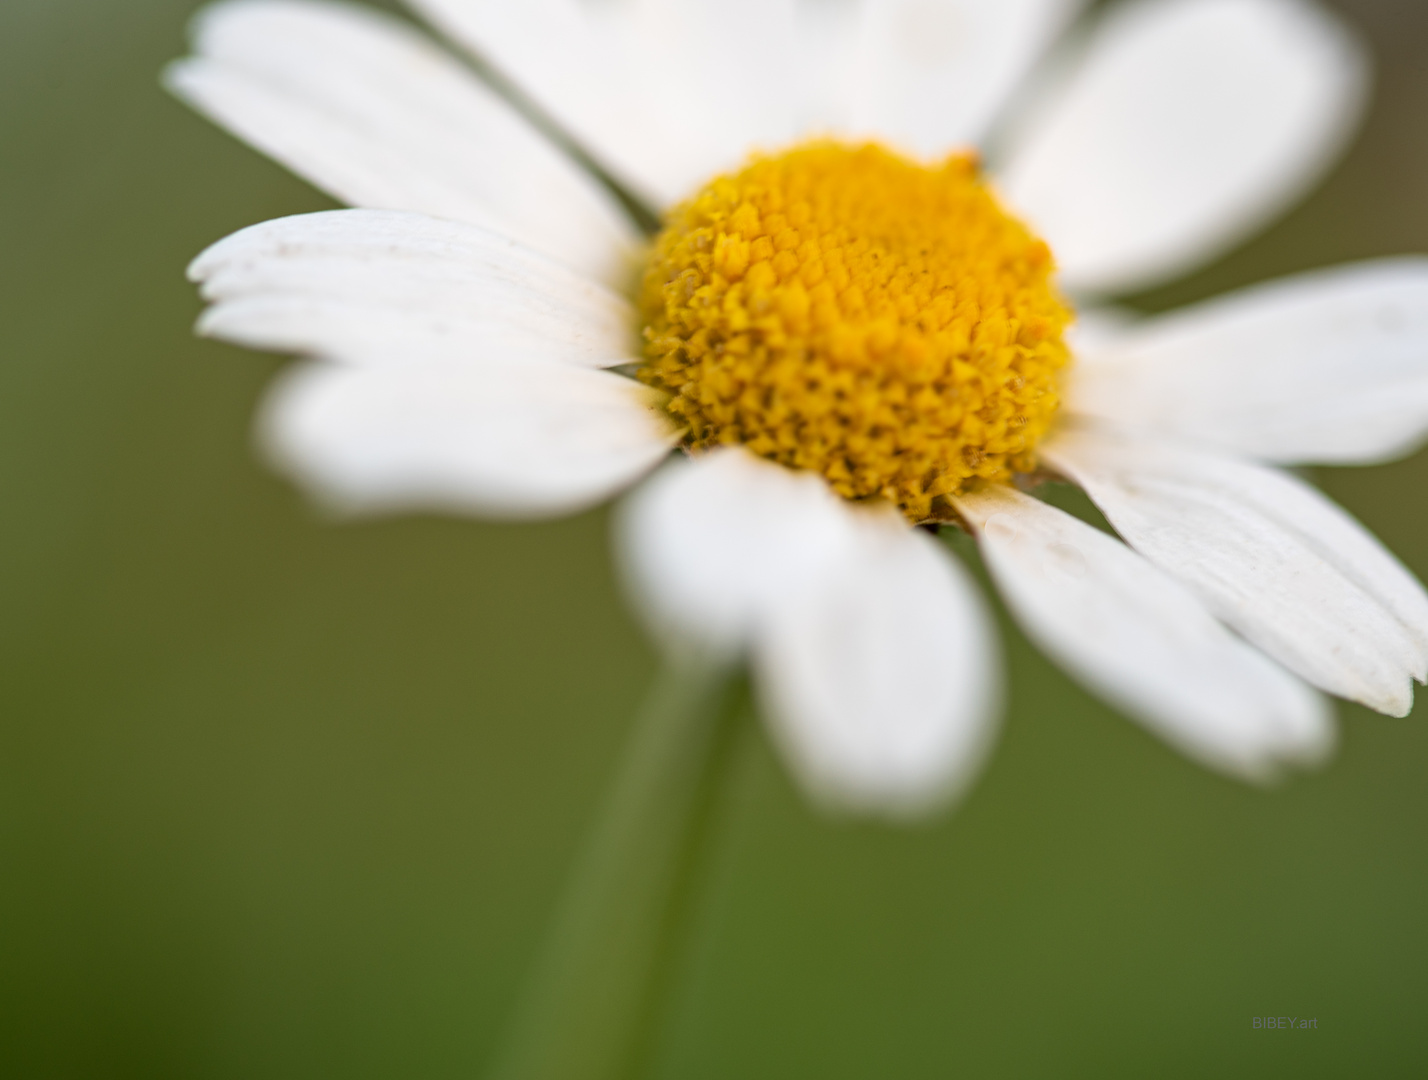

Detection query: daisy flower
(168, 0), (1428, 823)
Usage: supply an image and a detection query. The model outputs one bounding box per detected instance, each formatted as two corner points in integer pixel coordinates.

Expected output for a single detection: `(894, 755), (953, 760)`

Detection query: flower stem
(488, 655), (744, 1080)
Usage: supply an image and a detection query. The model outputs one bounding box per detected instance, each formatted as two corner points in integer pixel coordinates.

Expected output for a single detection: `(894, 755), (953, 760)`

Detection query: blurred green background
(4, 0), (1428, 1076)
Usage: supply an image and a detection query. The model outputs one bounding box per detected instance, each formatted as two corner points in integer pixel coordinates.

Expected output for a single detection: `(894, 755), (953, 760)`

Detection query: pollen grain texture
(639, 142), (1073, 521)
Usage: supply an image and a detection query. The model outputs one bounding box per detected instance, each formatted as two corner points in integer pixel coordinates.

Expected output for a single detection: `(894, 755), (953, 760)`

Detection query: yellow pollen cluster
(638, 141), (1074, 521)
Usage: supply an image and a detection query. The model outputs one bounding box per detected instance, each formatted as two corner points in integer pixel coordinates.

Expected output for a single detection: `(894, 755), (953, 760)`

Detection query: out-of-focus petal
(1043, 429), (1428, 716)
(618, 451), (1003, 818)
(190, 210), (637, 370)
(846, 0), (1086, 155)
(756, 505), (1002, 819)
(1000, 0), (1368, 295)
(167, 0), (637, 285)
(1067, 305), (1141, 359)
(406, 0), (805, 207)
(956, 485), (1333, 780)
(1064, 259), (1428, 464)
(789, 0), (864, 133)
(619, 0), (805, 182)
(614, 448), (859, 656)
(263, 359), (678, 519)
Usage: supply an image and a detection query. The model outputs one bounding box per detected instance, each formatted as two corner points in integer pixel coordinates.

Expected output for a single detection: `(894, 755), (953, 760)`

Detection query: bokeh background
(4, 0), (1428, 1076)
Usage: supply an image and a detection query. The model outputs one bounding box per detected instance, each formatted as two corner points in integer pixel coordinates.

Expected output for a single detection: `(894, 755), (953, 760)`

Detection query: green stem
(488, 655), (743, 1080)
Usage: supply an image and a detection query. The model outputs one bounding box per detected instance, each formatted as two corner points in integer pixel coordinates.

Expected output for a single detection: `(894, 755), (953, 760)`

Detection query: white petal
(407, 0), (801, 207)
(614, 448), (860, 656)
(955, 485), (1333, 779)
(789, 0), (865, 134)
(1000, 0), (1368, 295)
(848, 0), (1086, 155)
(1067, 305), (1141, 360)
(190, 210), (637, 370)
(614, 0), (804, 178)
(166, 0), (637, 284)
(1065, 258), (1428, 464)
(263, 358), (678, 519)
(1043, 429), (1428, 716)
(756, 506), (1002, 819)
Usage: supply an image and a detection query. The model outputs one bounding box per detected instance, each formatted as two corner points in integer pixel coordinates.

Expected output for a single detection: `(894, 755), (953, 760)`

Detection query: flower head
(170, 0), (1428, 818)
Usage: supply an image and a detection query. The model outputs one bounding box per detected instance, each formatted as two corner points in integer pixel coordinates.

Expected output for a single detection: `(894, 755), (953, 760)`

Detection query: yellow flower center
(638, 141), (1074, 521)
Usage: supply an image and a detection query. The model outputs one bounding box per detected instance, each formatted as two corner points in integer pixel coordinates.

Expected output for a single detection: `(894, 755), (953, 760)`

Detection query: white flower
(168, 0), (1428, 819)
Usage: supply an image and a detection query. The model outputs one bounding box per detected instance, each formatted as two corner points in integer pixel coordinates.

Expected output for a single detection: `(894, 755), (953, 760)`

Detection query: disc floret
(639, 142), (1073, 521)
